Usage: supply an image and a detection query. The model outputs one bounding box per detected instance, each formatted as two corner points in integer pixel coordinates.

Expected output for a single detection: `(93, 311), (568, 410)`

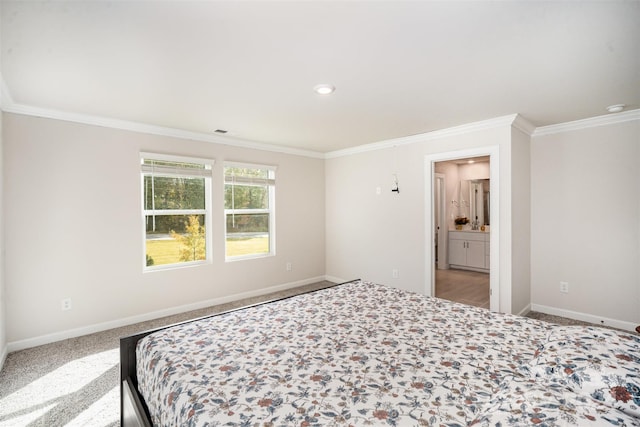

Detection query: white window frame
(141, 152), (213, 271)
(224, 161), (276, 261)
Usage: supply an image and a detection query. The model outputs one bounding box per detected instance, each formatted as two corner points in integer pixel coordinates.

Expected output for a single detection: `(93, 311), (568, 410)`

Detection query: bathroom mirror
(467, 179), (490, 226)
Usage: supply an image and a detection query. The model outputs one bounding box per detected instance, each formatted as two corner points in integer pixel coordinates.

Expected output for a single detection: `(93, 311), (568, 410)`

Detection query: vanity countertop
(450, 228), (490, 233)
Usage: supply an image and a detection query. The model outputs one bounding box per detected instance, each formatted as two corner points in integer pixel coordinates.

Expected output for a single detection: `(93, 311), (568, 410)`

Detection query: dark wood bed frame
(120, 281), (353, 427)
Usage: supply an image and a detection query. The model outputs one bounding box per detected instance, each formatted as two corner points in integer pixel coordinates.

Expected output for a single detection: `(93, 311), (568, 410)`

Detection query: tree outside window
(141, 154), (212, 270)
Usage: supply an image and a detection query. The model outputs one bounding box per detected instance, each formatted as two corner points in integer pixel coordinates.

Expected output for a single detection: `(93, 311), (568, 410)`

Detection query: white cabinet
(448, 231), (489, 272)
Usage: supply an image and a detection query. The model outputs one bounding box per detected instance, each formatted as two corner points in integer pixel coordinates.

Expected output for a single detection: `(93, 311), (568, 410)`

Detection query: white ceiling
(1, 1), (639, 154)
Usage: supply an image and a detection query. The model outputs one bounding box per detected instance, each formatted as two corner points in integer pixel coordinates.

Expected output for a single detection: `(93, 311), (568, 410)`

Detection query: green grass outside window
(146, 236), (269, 266)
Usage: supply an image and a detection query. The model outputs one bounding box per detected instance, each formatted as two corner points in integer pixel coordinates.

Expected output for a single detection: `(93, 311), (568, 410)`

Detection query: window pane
(225, 166), (269, 180)
(226, 213), (269, 257)
(224, 184), (268, 209)
(145, 214), (206, 266)
(143, 158), (207, 171)
(144, 176), (205, 210)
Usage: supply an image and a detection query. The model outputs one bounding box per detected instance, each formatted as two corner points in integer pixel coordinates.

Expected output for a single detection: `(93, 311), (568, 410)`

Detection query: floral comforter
(136, 280), (640, 426)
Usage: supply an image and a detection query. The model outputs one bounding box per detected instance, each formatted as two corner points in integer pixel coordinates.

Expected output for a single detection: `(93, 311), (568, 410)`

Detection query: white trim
(140, 153), (214, 179)
(434, 173), (447, 270)
(142, 152), (213, 271)
(425, 146), (500, 313)
(223, 208), (270, 215)
(533, 109), (640, 137)
(0, 75), (9, 372)
(516, 303), (531, 317)
(140, 151), (214, 168)
(224, 161), (278, 172)
(530, 303), (638, 333)
(141, 166), (212, 178)
(327, 114), (519, 159)
(325, 275), (351, 284)
(142, 258), (210, 273)
(3, 102), (325, 159)
(1, 65), (637, 160)
(511, 114), (537, 135)
(224, 161), (277, 186)
(0, 344), (7, 372)
(3, 85), (638, 159)
(143, 209), (207, 216)
(6, 276), (328, 353)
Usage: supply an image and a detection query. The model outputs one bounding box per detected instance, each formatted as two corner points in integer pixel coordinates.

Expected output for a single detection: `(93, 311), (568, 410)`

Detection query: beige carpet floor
(0, 281), (335, 427)
(0, 279), (633, 426)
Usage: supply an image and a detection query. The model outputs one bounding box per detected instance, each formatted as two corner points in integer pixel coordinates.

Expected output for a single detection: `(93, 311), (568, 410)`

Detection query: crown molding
(533, 109), (640, 137)
(511, 114), (536, 135)
(3, 102), (326, 159)
(325, 114), (519, 159)
(0, 82), (325, 159)
(2, 69), (636, 158)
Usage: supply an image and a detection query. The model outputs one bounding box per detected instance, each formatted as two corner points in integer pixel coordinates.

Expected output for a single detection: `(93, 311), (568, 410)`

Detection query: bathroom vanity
(448, 230), (490, 273)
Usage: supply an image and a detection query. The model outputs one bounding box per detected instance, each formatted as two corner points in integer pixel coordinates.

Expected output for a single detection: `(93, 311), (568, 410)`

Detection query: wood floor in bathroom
(435, 268), (490, 309)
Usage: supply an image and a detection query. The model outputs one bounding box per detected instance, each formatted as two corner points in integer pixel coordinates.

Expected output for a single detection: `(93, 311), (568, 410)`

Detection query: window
(224, 162), (276, 260)
(141, 153), (213, 270)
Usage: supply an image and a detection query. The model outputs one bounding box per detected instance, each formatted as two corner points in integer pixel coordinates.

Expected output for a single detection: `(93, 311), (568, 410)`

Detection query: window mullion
(144, 209), (206, 216)
(224, 208), (269, 215)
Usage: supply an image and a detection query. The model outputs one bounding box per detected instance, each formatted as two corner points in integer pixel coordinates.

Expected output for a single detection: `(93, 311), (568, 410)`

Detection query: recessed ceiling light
(314, 84), (335, 95)
(606, 104), (625, 113)
(467, 160), (475, 164)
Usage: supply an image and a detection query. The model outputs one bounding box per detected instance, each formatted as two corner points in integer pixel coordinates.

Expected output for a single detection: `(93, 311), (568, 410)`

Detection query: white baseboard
(0, 343), (7, 372)
(530, 303), (638, 333)
(7, 276), (329, 353)
(325, 275), (352, 284)
(515, 303), (531, 317)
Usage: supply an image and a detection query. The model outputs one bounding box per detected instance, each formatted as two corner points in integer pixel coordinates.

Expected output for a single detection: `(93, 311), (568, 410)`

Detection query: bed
(120, 280), (640, 426)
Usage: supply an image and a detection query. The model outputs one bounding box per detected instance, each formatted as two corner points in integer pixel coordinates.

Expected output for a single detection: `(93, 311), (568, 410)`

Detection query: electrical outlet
(392, 269), (399, 279)
(286, 262), (292, 272)
(559, 281), (569, 293)
(61, 298), (72, 311)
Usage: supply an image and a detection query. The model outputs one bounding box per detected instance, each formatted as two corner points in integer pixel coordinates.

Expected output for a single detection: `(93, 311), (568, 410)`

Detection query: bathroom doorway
(425, 148), (499, 311)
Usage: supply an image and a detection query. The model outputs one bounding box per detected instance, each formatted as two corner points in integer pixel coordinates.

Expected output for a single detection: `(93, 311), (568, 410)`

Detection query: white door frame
(434, 173), (447, 270)
(424, 146), (500, 311)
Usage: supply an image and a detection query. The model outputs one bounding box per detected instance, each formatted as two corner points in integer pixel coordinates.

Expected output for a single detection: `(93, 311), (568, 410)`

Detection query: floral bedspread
(136, 280), (640, 426)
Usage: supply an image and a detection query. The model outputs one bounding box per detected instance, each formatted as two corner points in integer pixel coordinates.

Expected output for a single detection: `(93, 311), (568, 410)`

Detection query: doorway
(424, 147), (499, 311)
(433, 157), (490, 308)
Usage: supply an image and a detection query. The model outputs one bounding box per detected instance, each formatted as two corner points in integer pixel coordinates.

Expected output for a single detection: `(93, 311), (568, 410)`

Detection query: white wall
(458, 162), (490, 181)
(3, 113), (326, 348)
(0, 13), (7, 367)
(510, 126), (531, 315)
(0, 108), (6, 367)
(5, 110), (637, 350)
(531, 119), (639, 328)
(325, 119), (526, 315)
